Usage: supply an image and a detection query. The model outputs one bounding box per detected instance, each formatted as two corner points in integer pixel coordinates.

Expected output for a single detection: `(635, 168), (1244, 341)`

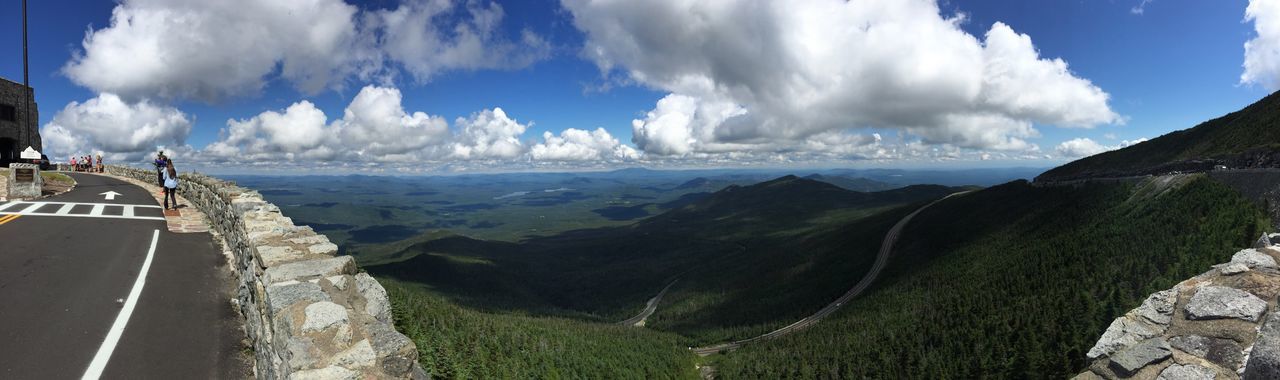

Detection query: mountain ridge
(1038, 91), (1280, 182)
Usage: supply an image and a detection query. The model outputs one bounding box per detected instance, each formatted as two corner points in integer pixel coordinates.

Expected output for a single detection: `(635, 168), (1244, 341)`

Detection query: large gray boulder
(1184, 286), (1267, 322)
(1168, 335), (1244, 369)
(1088, 316), (1161, 359)
(1157, 364), (1216, 380)
(1231, 249), (1278, 270)
(1135, 289), (1177, 325)
(1245, 310), (1280, 380)
(1108, 338), (1172, 377)
(1255, 233), (1273, 249)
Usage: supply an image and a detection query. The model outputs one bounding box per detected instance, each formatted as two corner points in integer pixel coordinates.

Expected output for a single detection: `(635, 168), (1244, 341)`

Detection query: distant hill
(672, 177), (712, 190)
(1038, 91), (1280, 182)
(367, 175), (960, 343)
(803, 174), (896, 192)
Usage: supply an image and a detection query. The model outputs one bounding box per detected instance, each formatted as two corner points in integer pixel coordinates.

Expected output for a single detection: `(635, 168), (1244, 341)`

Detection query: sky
(0, 0), (1278, 174)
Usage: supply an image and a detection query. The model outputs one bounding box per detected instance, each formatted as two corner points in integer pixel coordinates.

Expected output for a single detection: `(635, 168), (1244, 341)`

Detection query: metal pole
(22, 0), (31, 152)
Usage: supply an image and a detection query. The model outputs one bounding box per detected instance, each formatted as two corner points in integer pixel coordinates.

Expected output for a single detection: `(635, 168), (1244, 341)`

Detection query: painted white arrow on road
(100, 191), (122, 200)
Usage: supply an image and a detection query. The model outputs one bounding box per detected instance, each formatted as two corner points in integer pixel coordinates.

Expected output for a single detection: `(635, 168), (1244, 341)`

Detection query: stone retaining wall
(106, 165), (423, 379)
(1075, 235), (1280, 380)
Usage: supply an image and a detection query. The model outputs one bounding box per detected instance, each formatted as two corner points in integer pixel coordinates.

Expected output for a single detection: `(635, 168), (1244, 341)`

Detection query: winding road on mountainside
(690, 191), (971, 356)
(619, 278), (680, 327)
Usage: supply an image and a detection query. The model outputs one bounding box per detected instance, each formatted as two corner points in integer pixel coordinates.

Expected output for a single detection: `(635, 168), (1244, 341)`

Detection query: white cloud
(335, 86), (450, 160)
(450, 108), (528, 160)
(563, 0), (1120, 156)
(374, 0), (551, 83)
(40, 93), (193, 162)
(1055, 138), (1109, 158)
(204, 100), (338, 161)
(530, 128), (640, 161)
(203, 86), (539, 163)
(1131, 0), (1156, 15)
(1055, 137), (1149, 158)
(64, 0), (368, 101)
(1243, 0), (1280, 90)
(63, 0), (548, 102)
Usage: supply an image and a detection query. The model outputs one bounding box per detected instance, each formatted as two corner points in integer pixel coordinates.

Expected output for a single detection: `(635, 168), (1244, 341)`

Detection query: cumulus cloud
(335, 86), (450, 160)
(1243, 0), (1280, 90)
(563, 0), (1120, 156)
(203, 101), (338, 161)
(63, 0), (548, 102)
(1055, 137), (1148, 158)
(64, 0), (369, 101)
(1055, 138), (1109, 158)
(530, 128), (640, 161)
(374, 0), (551, 83)
(40, 93), (193, 162)
(450, 108), (528, 160)
(202, 85), (564, 164)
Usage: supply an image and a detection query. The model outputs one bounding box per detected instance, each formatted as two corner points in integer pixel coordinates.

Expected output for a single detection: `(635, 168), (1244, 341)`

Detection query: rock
(1070, 370), (1104, 380)
(1231, 249), (1279, 270)
(1157, 364), (1216, 380)
(288, 365), (358, 380)
(288, 234), (329, 246)
(1108, 338), (1172, 378)
(1256, 233), (1272, 249)
(1244, 310), (1280, 380)
(302, 302), (349, 333)
(307, 242), (339, 256)
(267, 282), (331, 315)
(264, 256), (357, 284)
(356, 273), (393, 323)
(1134, 289), (1177, 325)
(1088, 316), (1161, 359)
(327, 275), (348, 291)
(333, 339), (377, 369)
(256, 245), (305, 268)
(367, 322), (418, 376)
(1184, 286), (1267, 322)
(1221, 263), (1251, 276)
(1169, 335), (1245, 369)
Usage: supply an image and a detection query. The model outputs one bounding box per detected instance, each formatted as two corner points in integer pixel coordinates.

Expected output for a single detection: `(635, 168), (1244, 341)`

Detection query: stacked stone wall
(106, 165), (423, 379)
(1076, 236), (1280, 379)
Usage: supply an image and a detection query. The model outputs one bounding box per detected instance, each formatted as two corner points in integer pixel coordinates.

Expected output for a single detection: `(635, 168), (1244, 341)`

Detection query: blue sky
(0, 0), (1276, 172)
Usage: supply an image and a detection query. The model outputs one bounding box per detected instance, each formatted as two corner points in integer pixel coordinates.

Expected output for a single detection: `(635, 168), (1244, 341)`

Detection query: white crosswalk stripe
(0, 201), (165, 221)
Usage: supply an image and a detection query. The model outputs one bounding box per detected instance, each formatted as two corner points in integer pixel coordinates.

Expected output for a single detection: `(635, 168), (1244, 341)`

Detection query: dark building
(0, 76), (41, 165)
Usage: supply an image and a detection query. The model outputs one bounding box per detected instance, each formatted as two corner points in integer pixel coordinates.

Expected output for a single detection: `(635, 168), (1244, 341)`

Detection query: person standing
(162, 157), (179, 210)
(154, 152), (167, 188)
(96, 154), (103, 172)
(70, 156), (77, 171)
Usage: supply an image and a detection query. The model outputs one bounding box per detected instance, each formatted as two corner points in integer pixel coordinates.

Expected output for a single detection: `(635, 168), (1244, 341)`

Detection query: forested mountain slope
(1038, 91), (1280, 182)
(712, 176), (1269, 378)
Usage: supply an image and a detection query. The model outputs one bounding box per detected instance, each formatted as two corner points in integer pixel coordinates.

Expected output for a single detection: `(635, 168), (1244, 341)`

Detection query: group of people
(155, 151), (181, 210)
(70, 154), (103, 172)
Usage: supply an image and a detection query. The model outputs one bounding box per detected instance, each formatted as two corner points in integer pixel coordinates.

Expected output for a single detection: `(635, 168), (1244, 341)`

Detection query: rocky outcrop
(106, 165), (423, 379)
(1078, 237), (1280, 379)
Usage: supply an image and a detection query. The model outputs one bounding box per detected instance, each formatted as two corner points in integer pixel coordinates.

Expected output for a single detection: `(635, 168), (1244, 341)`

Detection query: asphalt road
(692, 192), (970, 356)
(619, 278), (680, 327)
(0, 172), (248, 379)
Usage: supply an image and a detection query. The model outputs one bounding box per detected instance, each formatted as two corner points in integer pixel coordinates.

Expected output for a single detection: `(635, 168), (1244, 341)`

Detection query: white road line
(0, 212), (165, 221)
(0, 201), (16, 212)
(20, 202), (44, 213)
(56, 203), (75, 215)
(81, 229), (160, 380)
(21, 201), (162, 208)
(89, 204), (105, 216)
(122, 205), (134, 218)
